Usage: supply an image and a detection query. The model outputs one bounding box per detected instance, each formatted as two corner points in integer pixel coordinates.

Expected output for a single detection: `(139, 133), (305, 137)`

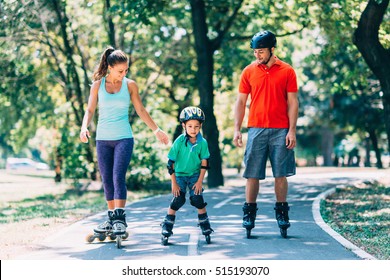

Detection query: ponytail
(92, 47), (128, 81)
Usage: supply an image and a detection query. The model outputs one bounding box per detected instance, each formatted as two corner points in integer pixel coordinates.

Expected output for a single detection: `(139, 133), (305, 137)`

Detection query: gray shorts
(243, 128), (296, 180)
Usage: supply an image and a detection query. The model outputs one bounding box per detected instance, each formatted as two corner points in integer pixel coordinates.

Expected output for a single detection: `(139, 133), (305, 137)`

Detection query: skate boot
(94, 210), (114, 234)
(274, 202), (290, 238)
(242, 202), (258, 238)
(161, 214), (175, 245)
(86, 210), (115, 243)
(198, 213), (214, 244)
(112, 208), (128, 248)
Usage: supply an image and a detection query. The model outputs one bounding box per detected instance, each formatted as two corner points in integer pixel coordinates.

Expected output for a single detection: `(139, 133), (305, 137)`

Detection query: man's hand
(286, 130), (296, 149)
(233, 131), (243, 147)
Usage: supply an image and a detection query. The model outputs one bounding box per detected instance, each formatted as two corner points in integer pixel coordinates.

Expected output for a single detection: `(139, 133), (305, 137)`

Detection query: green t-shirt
(168, 133), (210, 176)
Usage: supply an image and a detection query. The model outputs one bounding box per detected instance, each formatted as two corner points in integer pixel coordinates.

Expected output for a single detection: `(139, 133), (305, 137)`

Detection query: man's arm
(233, 93), (249, 147)
(286, 91), (299, 149)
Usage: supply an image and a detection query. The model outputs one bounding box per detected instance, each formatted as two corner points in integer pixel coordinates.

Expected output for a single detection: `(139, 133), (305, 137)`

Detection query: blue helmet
(250, 30), (277, 49)
(179, 106), (205, 123)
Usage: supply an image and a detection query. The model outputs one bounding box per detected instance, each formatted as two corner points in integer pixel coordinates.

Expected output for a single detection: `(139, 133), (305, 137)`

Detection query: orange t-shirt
(239, 58), (298, 128)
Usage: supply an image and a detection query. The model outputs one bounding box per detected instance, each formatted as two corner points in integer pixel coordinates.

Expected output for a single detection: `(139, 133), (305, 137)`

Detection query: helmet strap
(262, 48), (273, 65)
(184, 131), (195, 146)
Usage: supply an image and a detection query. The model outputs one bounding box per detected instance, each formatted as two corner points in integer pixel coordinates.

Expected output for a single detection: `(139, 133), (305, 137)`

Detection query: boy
(161, 106), (214, 245)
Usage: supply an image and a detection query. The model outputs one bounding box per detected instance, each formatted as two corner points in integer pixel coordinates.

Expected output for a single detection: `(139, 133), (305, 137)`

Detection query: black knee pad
(170, 191), (186, 211)
(190, 195), (207, 209)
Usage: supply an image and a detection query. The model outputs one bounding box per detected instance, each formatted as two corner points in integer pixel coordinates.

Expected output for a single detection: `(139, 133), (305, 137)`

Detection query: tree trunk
(104, 0), (116, 48)
(353, 0), (390, 154)
(51, 0), (97, 180)
(368, 128), (383, 169)
(364, 136), (371, 167)
(190, 0), (223, 187)
(321, 127), (334, 166)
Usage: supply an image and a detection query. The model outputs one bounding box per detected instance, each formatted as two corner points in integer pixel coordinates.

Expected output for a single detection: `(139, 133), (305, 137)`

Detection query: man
(233, 30), (299, 238)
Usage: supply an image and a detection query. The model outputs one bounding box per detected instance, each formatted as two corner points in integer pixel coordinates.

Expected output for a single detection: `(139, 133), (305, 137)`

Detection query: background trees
(0, 0), (388, 189)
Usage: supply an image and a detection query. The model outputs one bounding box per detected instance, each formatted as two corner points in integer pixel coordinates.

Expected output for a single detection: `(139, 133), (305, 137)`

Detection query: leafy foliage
(0, 0), (388, 190)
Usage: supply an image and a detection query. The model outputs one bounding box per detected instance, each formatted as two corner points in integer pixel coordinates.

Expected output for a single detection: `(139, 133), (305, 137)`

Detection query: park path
(13, 167), (387, 260)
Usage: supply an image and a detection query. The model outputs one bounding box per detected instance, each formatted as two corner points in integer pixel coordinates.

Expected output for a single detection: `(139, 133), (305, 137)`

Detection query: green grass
(0, 183), (171, 224)
(0, 189), (107, 223)
(321, 180), (390, 260)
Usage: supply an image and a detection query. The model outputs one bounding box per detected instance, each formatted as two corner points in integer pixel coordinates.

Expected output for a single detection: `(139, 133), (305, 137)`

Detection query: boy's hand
(171, 183), (181, 197)
(192, 182), (203, 195)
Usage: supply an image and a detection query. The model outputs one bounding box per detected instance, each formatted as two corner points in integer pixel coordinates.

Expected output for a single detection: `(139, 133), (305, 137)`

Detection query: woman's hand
(154, 129), (169, 145)
(80, 128), (90, 143)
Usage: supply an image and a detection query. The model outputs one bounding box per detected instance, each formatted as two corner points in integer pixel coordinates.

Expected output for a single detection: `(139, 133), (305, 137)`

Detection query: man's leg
(274, 176), (288, 202)
(274, 176), (290, 236)
(246, 178), (260, 203)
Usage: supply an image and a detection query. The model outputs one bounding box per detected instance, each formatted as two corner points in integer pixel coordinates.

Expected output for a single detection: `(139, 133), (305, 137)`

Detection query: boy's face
(182, 119), (202, 138)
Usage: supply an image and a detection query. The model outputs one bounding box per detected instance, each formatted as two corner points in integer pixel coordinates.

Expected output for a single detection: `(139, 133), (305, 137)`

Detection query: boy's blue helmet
(179, 106), (205, 123)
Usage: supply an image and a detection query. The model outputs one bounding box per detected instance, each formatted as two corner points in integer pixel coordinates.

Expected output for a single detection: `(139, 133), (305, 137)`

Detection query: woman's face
(109, 62), (129, 80)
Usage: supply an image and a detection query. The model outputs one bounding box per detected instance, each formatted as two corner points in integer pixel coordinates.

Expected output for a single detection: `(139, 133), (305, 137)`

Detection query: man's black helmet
(179, 106), (205, 123)
(250, 31), (277, 49)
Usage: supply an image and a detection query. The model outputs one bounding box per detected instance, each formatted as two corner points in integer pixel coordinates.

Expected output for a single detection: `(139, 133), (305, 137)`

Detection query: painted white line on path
(188, 228), (199, 256)
(312, 187), (376, 260)
(213, 195), (243, 209)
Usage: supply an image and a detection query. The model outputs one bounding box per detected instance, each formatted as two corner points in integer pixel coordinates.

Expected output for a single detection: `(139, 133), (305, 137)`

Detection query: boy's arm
(170, 172), (181, 197)
(193, 159), (209, 195)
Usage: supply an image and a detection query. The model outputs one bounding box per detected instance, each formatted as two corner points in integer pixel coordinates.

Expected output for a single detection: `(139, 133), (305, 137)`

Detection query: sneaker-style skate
(161, 215), (175, 246)
(242, 203), (258, 238)
(274, 202), (290, 238)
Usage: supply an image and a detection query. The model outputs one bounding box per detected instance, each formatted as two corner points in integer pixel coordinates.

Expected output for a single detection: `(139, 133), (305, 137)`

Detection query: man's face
(253, 47), (273, 64)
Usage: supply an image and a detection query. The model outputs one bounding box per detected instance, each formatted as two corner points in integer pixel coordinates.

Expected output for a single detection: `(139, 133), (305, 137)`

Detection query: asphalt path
(15, 167), (387, 260)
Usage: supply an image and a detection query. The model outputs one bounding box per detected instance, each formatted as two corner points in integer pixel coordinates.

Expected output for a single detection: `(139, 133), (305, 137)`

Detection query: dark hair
(92, 47), (128, 81)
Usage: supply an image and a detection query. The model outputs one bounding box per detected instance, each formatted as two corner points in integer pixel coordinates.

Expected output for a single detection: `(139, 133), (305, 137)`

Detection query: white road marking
(188, 228), (199, 256)
(213, 195), (243, 209)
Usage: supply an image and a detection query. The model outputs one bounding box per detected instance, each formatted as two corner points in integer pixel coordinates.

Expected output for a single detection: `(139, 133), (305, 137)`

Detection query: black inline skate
(161, 214), (175, 246)
(274, 202), (290, 238)
(112, 208), (129, 248)
(86, 210), (129, 244)
(198, 213), (214, 244)
(242, 202), (258, 238)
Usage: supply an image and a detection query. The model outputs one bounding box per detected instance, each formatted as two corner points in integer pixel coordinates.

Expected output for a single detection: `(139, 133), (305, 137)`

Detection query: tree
(189, 0), (245, 187)
(353, 0), (390, 153)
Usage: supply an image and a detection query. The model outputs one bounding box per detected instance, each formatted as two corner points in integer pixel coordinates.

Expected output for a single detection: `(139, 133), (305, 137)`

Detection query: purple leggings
(96, 138), (134, 201)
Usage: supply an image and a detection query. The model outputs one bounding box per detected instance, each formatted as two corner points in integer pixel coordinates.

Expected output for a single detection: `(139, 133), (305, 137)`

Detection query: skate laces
(98, 220), (113, 229)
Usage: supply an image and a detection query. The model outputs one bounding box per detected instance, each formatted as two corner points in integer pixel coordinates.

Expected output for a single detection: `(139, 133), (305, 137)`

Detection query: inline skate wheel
(98, 234), (106, 242)
(86, 234), (96, 243)
(280, 228), (287, 238)
(205, 235), (211, 244)
(122, 232), (129, 240)
(109, 234), (116, 241)
(161, 236), (169, 246)
(116, 236), (122, 248)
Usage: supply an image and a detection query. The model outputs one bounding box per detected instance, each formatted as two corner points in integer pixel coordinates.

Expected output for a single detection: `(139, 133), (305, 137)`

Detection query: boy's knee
(190, 195), (207, 209)
(170, 191), (186, 211)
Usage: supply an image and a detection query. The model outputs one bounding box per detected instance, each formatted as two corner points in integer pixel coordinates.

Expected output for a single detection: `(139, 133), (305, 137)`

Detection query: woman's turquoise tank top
(96, 77), (133, 140)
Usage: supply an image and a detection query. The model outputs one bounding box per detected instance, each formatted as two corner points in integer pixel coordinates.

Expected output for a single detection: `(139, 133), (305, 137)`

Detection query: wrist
(153, 127), (161, 134)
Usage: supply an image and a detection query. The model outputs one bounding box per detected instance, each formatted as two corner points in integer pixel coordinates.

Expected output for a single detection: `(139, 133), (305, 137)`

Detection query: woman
(80, 47), (169, 236)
